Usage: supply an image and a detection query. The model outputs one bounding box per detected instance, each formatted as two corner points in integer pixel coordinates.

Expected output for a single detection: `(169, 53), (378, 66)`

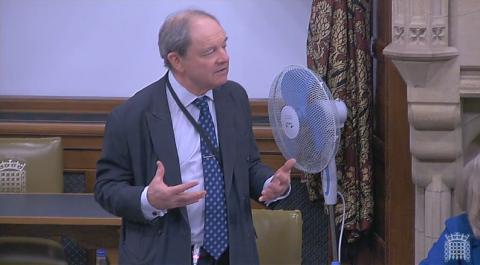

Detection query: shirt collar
(168, 71), (214, 107)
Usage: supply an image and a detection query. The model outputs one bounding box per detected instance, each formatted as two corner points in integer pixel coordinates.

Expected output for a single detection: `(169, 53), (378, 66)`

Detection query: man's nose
(218, 48), (229, 63)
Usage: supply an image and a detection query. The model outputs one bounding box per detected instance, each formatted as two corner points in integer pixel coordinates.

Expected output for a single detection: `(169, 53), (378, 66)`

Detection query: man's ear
(167, 52), (184, 72)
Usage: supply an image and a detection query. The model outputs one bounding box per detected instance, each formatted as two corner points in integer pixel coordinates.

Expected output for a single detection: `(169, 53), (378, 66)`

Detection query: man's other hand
(259, 158), (296, 202)
(147, 161), (206, 209)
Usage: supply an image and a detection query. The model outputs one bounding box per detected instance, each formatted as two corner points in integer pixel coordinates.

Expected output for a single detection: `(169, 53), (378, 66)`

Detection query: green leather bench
(0, 137), (63, 193)
(253, 209), (303, 265)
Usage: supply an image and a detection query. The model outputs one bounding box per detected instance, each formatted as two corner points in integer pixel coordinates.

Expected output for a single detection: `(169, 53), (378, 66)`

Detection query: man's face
(175, 16), (229, 95)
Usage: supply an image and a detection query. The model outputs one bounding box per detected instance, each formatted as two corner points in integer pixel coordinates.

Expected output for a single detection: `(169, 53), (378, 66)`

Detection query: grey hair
(456, 153), (480, 239)
(158, 9), (219, 69)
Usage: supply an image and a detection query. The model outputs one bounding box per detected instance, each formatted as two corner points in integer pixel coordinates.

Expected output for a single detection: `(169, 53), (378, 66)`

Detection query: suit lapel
(214, 87), (235, 197)
(145, 76), (188, 221)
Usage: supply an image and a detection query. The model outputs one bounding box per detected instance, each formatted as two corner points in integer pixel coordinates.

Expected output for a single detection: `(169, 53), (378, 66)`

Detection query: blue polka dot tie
(193, 96), (229, 260)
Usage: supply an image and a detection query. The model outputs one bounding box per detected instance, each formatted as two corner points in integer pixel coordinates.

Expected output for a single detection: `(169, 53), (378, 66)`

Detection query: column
(383, 0), (461, 263)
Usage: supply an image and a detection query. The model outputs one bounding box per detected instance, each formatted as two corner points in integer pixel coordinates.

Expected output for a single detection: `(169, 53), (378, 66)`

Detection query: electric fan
(268, 65), (347, 265)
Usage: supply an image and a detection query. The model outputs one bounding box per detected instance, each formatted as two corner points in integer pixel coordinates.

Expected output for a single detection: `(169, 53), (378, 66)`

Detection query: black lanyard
(165, 73), (223, 165)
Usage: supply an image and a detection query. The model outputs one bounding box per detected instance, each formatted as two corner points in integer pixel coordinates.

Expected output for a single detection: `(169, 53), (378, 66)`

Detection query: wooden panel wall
(373, 0), (415, 264)
(0, 97), (291, 193)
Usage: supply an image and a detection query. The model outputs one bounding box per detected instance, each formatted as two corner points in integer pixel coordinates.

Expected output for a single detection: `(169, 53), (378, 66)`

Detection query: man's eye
(204, 48), (215, 55)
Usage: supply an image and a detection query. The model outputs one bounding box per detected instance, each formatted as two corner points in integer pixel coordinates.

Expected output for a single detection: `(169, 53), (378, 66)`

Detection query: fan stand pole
(328, 204), (340, 264)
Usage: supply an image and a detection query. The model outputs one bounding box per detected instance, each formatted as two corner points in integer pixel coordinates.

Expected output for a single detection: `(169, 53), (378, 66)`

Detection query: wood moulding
(0, 96), (302, 192)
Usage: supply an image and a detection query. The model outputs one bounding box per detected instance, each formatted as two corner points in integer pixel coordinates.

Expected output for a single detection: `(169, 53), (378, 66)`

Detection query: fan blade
(268, 65), (340, 174)
(304, 101), (335, 154)
(280, 67), (318, 111)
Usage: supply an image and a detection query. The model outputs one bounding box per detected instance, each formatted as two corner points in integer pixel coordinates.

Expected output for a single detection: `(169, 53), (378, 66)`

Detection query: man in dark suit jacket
(95, 9), (295, 265)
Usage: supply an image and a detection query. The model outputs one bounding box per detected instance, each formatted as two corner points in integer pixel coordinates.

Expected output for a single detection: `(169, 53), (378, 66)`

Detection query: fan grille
(268, 65), (338, 173)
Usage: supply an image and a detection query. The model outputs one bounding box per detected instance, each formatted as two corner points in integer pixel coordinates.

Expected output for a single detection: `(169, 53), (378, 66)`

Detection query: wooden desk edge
(0, 216), (121, 226)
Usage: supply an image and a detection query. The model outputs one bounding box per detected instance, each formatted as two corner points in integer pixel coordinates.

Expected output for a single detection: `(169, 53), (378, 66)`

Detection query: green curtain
(306, 0), (373, 245)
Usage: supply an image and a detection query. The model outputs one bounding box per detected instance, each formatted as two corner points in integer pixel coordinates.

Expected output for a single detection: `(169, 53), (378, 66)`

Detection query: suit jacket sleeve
(236, 86), (275, 200)
(95, 109), (149, 224)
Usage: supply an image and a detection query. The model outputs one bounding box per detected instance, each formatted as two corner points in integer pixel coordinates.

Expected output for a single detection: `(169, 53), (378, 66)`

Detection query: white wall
(0, 0), (312, 98)
(451, 0), (480, 66)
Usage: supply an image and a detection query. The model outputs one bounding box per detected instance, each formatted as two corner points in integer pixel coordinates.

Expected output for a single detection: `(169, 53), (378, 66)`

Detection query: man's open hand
(147, 161), (206, 209)
(259, 158), (296, 202)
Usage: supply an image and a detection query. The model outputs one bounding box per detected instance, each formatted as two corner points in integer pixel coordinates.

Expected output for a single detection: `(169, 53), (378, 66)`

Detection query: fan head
(268, 65), (342, 173)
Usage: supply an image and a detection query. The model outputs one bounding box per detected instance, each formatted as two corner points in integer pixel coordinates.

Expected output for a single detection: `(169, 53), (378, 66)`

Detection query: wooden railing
(0, 96), (297, 193)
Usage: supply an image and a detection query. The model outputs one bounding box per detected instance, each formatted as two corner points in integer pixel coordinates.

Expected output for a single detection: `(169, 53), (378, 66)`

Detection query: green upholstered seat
(0, 236), (67, 265)
(0, 137), (63, 193)
(252, 209), (303, 265)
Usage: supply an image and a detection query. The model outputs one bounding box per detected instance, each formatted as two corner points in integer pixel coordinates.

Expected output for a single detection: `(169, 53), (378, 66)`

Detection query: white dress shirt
(140, 72), (289, 245)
